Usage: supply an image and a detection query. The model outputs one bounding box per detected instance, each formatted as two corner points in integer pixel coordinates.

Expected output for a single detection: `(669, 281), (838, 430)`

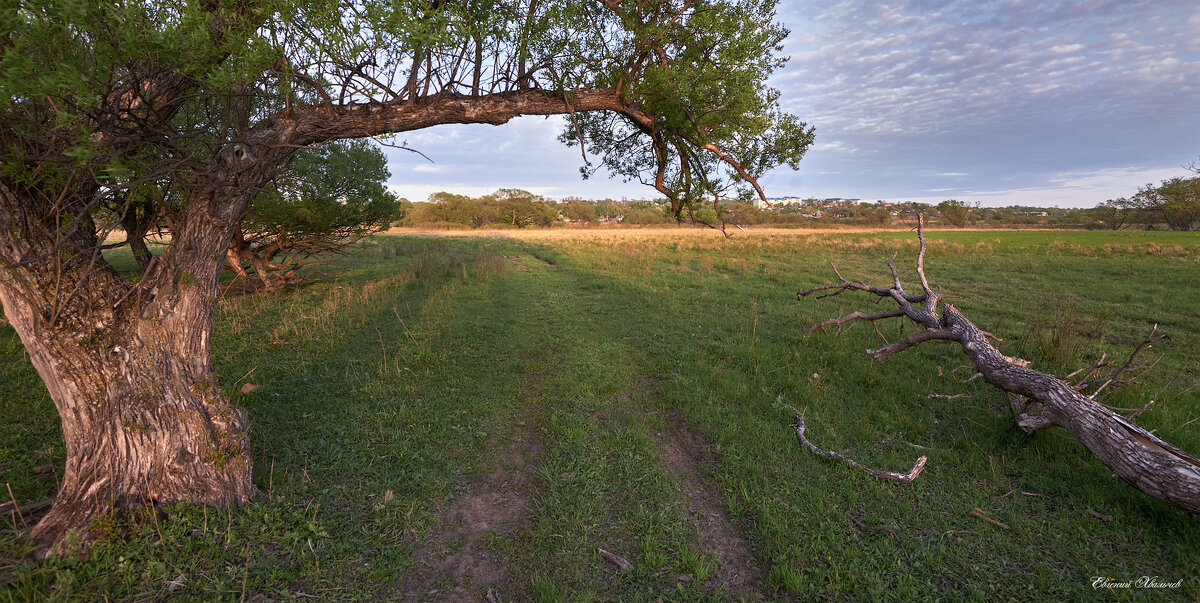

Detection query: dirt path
(655, 412), (764, 600)
(396, 375), (544, 601)
(612, 377), (764, 599)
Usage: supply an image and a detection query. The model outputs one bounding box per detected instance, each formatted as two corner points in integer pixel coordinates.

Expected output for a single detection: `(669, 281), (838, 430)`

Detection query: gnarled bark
(5, 304), (254, 552)
(798, 217), (1200, 514)
(0, 151), (271, 553)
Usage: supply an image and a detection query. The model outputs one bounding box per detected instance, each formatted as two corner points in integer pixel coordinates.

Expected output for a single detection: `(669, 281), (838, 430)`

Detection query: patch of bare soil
(396, 414), (541, 601)
(654, 412), (764, 600)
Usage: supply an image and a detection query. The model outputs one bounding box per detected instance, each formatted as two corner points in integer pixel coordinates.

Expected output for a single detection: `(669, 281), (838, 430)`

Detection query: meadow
(2, 227), (1199, 601)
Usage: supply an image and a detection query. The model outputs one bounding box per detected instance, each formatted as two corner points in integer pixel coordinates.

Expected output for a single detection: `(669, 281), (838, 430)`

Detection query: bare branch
(867, 329), (957, 360)
(799, 222), (1200, 514)
(806, 309), (907, 336)
(914, 214), (934, 296)
(887, 252), (904, 293)
(787, 405), (926, 485)
(1090, 324), (1161, 398)
(597, 547), (633, 571)
(968, 507), (1011, 530)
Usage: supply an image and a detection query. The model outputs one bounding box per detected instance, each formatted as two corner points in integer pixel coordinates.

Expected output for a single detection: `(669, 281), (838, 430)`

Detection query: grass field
(2, 227), (1199, 601)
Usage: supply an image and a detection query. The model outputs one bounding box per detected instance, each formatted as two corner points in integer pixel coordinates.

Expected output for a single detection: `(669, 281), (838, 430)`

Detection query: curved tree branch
(787, 404), (927, 485)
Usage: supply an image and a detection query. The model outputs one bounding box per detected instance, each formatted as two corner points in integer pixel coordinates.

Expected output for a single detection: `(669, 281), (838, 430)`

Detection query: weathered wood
(598, 547), (634, 571)
(799, 216), (1200, 514)
(0, 162), (268, 553)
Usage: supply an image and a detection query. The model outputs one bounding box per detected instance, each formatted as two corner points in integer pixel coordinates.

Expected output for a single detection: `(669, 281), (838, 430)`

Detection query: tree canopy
(1090, 173), (1200, 231)
(936, 199), (971, 227)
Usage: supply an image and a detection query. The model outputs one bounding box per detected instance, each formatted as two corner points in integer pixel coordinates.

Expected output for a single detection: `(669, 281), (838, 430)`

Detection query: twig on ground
(968, 507), (1010, 530)
(999, 489), (1043, 499)
(786, 403), (926, 484)
(598, 548), (633, 571)
(5, 484), (26, 529)
(843, 509), (902, 543)
(928, 393), (968, 400)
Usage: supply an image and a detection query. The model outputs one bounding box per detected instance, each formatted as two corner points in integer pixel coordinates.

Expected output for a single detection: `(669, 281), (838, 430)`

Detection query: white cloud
(407, 164), (447, 174)
(771, 0), (1200, 205)
(1043, 166), (1185, 192)
(1048, 43), (1085, 55)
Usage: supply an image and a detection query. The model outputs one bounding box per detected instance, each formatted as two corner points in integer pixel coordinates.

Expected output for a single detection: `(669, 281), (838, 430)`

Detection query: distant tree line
(397, 190), (820, 229)
(397, 168), (1200, 232)
(396, 193), (1096, 230)
(1089, 174), (1200, 231)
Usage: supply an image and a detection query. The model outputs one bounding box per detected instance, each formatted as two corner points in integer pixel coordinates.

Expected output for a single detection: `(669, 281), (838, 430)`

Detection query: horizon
(388, 188), (1096, 209)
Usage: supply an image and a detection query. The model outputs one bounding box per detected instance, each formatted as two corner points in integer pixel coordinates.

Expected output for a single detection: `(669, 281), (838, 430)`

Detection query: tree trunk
(943, 306), (1200, 513)
(0, 283), (255, 554)
(1, 163), (266, 553)
(120, 200), (155, 272)
(225, 230), (287, 291)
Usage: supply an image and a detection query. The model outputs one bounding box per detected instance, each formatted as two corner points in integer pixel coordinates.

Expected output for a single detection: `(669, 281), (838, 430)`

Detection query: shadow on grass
(2, 232), (1198, 600)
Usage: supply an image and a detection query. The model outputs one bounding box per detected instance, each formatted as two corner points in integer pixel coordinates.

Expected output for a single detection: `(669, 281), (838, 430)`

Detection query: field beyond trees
(3, 228), (1198, 601)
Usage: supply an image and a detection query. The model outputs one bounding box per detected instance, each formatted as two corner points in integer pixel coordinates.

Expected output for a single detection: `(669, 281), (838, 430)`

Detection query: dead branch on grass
(786, 403), (927, 485)
(597, 548), (634, 571)
(968, 507), (1011, 530)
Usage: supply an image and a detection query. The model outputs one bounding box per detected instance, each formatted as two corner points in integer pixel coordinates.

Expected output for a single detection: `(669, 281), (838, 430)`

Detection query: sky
(381, 0), (1200, 208)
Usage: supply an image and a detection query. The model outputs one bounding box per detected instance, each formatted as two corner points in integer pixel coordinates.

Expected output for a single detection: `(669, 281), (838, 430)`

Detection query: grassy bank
(3, 229), (1198, 601)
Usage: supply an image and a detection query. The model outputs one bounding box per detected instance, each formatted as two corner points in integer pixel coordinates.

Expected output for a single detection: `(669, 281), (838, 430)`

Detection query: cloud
(771, 0), (1200, 205)
(1043, 166), (1186, 192)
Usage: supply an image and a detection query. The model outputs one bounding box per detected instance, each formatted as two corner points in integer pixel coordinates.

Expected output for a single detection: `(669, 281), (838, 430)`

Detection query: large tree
(936, 199), (970, 227)
(1090, 197), (1141, 230)
(0, 0), (813, 552)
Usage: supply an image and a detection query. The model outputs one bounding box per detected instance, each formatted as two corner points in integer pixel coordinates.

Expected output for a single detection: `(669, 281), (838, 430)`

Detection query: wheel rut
(396, 370), (546, 601)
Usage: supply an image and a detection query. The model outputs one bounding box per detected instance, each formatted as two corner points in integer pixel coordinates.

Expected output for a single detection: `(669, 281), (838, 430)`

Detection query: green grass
(2, 229), (1198, 601)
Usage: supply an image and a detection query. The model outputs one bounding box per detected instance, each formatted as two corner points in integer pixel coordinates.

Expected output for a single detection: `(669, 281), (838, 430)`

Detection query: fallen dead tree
(797, 217), (1200, 514)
